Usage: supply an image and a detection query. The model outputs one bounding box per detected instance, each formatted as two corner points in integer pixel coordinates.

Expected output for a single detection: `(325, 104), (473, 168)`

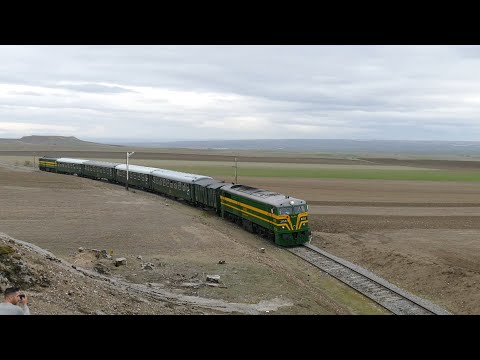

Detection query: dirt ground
(2, 152), (480, 314)
(242, 176), (480, 314)
(0, 164), (386, 315)
(5, 150), (480, 169)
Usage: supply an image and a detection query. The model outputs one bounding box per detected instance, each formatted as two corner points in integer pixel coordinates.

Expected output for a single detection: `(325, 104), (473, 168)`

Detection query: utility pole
(234, 156), (238, 184)
(33, 152), (36, 169)
(126, 151), (135, 191)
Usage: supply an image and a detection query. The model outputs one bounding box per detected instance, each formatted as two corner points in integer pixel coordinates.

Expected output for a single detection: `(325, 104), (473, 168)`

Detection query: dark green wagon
(115, 164), (157, 190)
(151, 168), (212, 202)
(56, 157), (89, 175)
(83, 160), (120, 182)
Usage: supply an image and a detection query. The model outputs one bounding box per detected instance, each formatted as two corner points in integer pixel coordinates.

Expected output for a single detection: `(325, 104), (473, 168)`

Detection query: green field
(3, 155), (480, 182)
(156, 166), (480, 182)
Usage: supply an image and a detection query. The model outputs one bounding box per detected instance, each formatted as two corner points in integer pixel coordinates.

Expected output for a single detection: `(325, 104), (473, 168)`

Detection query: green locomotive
(219, 185), (310, 246)
(38, 156), (311, 247)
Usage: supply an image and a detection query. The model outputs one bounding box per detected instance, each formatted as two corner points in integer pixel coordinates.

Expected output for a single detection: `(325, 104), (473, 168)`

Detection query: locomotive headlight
(300, 216), (307, 221)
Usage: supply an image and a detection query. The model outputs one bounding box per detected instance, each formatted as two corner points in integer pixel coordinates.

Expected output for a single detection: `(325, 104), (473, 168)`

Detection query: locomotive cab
(273, 200), (310, 246)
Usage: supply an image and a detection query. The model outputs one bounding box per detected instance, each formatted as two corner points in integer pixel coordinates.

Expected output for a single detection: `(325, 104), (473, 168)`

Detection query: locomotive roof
(151, 168), (212, 183)
(39, 156), (59, 161)
(56, 157), (90, 164)
(115, 164), (159, 175)
(84, 160), (121, 168)
(223, 184), (307, 207)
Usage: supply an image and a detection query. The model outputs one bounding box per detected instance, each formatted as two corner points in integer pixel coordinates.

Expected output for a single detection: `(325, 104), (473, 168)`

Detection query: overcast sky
(1, 45), (480, 142)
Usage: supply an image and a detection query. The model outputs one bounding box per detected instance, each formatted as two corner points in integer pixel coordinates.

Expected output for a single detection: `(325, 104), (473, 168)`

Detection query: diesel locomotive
(38, 156), (311, 246)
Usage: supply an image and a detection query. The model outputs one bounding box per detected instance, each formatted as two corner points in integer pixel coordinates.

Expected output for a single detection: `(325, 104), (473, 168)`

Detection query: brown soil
(0, 164), (385, 315)
(2, 152), (479, 314)
(4, 150), (480, 169)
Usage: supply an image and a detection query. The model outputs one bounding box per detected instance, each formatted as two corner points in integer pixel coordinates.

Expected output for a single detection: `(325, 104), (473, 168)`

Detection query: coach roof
(56, 157), (89, 164)
(115, 164), (159, 175)
(151, 168), (212, 183)
(84, 160), (121, 168)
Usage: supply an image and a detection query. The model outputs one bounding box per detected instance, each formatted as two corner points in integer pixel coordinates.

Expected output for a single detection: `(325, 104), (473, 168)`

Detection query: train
(38, 156), (312, 247)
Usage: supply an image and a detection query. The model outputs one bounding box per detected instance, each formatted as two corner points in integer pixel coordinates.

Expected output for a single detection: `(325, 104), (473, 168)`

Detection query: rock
(78, 247), (84, 253)
(180, 282), (201, 288)
(114, 258), (127, 267)
(141, 262), (154, 270)
(101, 249), (111, 259)
(0, 244), (15, 255)
(206, 275), (220, 283)
(45, 254), (61, 262)
(260, 248), (265, 253)
(95, 310), (106, 315)
(218, 260), (226, 264)
(137, 255), (143, 261)
(0, 274), (9, 285)
(94, 263), (110, 274)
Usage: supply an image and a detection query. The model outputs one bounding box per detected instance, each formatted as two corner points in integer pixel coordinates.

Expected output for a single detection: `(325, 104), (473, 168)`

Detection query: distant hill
(0, 135), (124, 151)
(3, 136), (480, 157)
(122, 139), (480, 156)
(19, 135), (98, 146)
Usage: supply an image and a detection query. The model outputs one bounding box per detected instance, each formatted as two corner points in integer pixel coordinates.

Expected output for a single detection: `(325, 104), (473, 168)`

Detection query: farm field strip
(309, 205), (480, 216)
(4, 155), (480, 182)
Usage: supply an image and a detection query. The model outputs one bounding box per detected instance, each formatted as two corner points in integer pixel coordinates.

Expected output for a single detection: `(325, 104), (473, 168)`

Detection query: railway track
(287, 243), (451, 315)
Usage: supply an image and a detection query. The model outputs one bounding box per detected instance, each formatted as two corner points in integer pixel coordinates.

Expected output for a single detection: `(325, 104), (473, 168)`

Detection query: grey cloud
(54, 83), (136, 94)
(1, 45), (480, 141)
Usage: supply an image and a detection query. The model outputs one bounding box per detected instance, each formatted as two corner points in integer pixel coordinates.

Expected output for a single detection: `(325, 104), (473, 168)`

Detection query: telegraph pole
(234, 156), (238, 184)
(126, 151), (135, 191)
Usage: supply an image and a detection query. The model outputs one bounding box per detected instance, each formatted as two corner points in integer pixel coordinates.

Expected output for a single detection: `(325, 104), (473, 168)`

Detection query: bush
(24, 160), (31, 167)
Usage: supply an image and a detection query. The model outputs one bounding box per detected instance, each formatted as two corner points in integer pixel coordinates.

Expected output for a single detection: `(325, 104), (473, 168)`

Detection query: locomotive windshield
(293, 205), (306, 214)
(279, 205), (306, 215)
